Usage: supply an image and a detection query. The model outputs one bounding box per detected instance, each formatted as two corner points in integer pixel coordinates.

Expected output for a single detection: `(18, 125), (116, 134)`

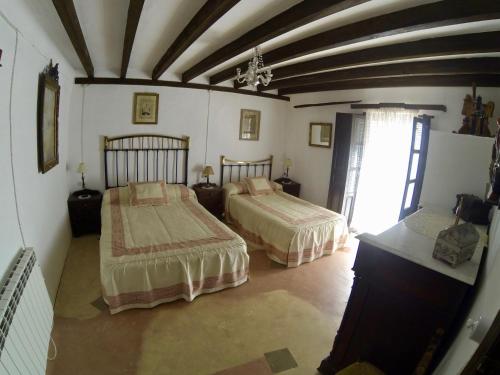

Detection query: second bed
(221, 155), (349, 267)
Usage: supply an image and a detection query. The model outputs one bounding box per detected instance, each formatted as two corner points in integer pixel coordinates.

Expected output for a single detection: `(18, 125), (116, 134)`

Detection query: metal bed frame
(219, 155), (273, 186)
(104, 134), (189, 189)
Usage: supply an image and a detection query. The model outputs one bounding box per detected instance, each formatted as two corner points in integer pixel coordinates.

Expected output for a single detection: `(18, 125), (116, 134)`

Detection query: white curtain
(351, 108), (417, 234)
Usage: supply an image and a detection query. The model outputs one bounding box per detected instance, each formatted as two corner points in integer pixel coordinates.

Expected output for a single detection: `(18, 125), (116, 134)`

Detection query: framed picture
(309, 122), (332, 148)
(133, 92), (159, 124)
(239, 109), (261, 141)
(37, 62), (60, 173)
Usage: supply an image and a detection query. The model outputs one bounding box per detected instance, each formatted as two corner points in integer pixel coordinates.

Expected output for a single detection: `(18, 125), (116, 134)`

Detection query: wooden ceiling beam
(294, 100), (362, 108)
(350, 103), (447, 112)
(278, 74), (500, 95)
(74, 77), (289, 102)
(182, 0), (368, 83)
(120, 0), (145, 78)
(52, 0), (94, 77)
(217, 0), (500, 87)
(261, 57), (500, 91)
(266, 31), (500, 84)
(152, 0), (240, 80)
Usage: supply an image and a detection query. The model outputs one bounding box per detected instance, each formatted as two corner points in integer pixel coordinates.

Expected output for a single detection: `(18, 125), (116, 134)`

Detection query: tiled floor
(47, 235), (356, 375)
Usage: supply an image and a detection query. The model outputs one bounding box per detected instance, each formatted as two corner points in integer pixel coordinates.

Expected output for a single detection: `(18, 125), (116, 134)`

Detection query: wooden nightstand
(192, 183), (224, 219)
(68, 189), (102, 237)
(274, 177), (301, 197)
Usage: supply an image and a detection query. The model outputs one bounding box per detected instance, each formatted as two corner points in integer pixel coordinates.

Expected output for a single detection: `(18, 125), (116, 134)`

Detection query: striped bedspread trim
(103, 267), (249, 314)
(230, 217), (342, 267)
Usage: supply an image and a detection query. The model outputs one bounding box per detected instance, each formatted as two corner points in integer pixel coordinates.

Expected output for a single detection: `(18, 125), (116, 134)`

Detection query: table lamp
(202, 165), (214, 186)
(283, 158), (292, 178)
(77, 162), (88, 189)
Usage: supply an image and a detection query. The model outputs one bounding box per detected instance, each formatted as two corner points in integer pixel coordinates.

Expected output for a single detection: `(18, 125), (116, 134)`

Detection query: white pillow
(128, 181), (168, 206)
(245, 177), (274, 196)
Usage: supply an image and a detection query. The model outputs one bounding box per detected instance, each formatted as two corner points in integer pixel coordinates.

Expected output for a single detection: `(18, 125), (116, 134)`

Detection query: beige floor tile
(47, 235), (356, 375)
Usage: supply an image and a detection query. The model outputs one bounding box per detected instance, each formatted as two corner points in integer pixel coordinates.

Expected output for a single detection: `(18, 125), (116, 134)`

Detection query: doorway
(328, 110), (430, 235)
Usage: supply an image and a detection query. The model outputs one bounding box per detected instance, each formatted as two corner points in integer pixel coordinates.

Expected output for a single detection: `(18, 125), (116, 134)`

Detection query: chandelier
(236, 47), (273, 88)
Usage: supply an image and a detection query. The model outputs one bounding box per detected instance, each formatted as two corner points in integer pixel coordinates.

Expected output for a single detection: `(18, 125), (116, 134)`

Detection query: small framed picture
(309, 122), (332, 148)
(239, 109), (261, 141)
(133, 92), (159, 124)
(37, 64), (60, 173)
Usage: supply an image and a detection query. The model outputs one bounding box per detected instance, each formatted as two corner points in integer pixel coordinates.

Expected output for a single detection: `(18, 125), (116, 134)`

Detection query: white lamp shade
(284, 158), (292, 168)
(202, 165), (214, 177)
(77, 162), (88, 174)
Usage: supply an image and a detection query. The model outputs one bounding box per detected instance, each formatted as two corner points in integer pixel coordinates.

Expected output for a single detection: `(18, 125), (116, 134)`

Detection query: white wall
(285, 87), (500, 206)
(421, 131), (492, 209)
(69, 85), (289, 191)
(0, 15), (24, 278)
(0, 4), (78, 300)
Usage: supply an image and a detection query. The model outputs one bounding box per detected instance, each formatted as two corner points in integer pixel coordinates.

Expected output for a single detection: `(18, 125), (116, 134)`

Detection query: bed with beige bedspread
(224, 182), (348, 267)
(100, 184), (249, 314)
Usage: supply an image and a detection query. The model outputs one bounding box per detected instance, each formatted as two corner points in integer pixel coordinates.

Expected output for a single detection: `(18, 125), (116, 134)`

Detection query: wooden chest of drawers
(319, 208), (485, 375)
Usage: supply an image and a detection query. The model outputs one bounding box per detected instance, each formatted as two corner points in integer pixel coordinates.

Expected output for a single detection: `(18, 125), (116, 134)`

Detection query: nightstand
(192, 183), (224, 219)
(68, 189), (102, 237)
(274, 177), (301, 197)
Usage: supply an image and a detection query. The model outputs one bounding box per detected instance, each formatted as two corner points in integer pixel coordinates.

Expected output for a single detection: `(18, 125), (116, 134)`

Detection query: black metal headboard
(220, 155), (273, 186)
(104, 134), (189, 189)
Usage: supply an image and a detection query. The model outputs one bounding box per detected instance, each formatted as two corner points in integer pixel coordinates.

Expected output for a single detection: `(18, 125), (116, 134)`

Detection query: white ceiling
(33, 0), (500, 85)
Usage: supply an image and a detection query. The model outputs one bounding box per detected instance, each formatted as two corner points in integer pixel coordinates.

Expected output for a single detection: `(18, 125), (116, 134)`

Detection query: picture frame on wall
(133, 92), (159, 124)
(239, 109), (261, 141)
(309, 122), (332, 148)
(37, 61), (60, 174)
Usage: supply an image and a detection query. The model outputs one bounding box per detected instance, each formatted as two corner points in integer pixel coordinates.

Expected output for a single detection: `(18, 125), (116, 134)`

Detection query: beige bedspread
(225, 186), (348, 267)
(100, 186), (248, 314)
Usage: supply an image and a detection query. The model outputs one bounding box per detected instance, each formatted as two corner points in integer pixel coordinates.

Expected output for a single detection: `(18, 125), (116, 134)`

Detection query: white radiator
(0, 249), (53, 375)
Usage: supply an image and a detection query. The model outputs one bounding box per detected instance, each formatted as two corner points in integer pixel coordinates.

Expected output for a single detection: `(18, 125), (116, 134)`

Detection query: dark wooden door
(399, 115), (431, 220)
(327, 113), (352, 213)
(341, 114), (365, 225)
